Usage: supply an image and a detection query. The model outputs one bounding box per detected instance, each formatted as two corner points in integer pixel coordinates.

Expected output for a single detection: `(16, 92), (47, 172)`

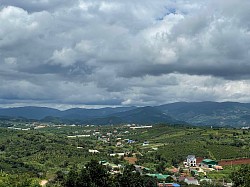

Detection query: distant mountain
(157, 101), (250, 127)
(1, 102), (250, 126)
(59, 107), (136, 120)
(83, 106), (182, 125)
(0, 107), (60, 120)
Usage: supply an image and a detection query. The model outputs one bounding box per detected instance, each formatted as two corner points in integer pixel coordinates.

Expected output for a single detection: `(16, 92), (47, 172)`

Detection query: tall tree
(230, 164), (250, 187)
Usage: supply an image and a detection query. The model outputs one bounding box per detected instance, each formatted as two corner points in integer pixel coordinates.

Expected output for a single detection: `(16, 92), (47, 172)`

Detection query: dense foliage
(230, 165), (250, 187)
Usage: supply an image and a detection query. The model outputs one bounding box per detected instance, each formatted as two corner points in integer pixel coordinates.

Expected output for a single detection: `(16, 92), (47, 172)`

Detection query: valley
(0, 120), (249, 186)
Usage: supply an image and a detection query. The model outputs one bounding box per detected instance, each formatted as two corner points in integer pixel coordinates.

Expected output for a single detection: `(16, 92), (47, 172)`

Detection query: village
(1, 121), (249, 186)
(94, 155), (229, 187)
(63, 124), (238, 187)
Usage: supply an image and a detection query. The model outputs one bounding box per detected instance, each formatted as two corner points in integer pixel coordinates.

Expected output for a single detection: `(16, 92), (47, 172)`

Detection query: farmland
(0, 121), (249, 186)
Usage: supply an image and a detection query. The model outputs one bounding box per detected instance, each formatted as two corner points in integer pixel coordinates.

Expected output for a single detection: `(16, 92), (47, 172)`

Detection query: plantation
(0, 122), (249, 186)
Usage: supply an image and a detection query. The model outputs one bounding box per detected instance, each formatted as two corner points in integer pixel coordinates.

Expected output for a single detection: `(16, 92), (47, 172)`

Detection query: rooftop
(147, 173), (170, 180)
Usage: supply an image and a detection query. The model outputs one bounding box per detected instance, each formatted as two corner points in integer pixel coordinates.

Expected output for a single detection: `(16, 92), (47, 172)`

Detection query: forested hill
(157, 101), (250, 127)
(1, 102), (250, 127)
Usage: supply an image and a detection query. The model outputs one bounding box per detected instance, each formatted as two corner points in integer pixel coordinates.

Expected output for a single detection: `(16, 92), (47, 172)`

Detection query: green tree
(65, 167), (78, 187)
(230, 165), (250, 187)
(115, 165), (157, 187)
(0, 173), (40, 187)
(76, 169), (91, 187)
(156, 161), (166, 173)
(85, 160), (111, 187)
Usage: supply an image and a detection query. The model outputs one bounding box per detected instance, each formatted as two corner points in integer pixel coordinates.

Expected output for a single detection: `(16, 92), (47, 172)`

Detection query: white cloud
(4, 57), (17, 65)
(1, 1), (250, 107)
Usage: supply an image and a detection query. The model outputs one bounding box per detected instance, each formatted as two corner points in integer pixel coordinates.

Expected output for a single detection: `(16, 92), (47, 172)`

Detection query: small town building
(184, 177), (199, 185)
(116, 142), (122, 147)
(178, 176), (199, 185)
(109, 153), (125, 157)
(127, 139), (135, 144)
(201, 159), (218, 168)
(147, 173), (170, 181)
(186, 155), (196, 167)
(213, 165), (223, 170)
(158, 183), (180, 187)
(89, 149), (99, 153)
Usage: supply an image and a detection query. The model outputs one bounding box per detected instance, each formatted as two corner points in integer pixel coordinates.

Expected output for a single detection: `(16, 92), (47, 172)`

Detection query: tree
(76, 169), (91, 187)
(156, 161), (166, 173)
(115, 165), (157, 187)
(71, 160), (111, 187)
(0, 173), (40, 187)
(200, 181), (224, 187)
(85, 160), (111, 187)
(165, 176), (174, 183)
(65, 166), (78, 187)
(230, 165), (250, 187)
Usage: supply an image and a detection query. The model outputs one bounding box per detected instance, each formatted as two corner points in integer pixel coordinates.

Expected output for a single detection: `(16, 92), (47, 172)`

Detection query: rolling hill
(1, 102), (250, 126)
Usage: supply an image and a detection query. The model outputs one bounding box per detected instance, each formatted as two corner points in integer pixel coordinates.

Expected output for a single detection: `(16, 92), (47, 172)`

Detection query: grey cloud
(1, 0), (250, 107)
(0, 0), (76, 12)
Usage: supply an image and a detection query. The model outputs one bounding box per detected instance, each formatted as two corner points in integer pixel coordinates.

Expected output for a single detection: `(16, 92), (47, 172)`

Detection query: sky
(1, 0), (250, 109)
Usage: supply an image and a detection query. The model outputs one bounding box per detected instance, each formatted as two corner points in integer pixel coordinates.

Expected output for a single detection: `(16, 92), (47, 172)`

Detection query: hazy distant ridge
(1, 102), (250, 127)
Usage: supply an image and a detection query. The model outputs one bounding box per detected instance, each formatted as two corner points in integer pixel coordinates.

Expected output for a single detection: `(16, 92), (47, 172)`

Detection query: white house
(89, 149), (99, 153)
(186, 155), (196, 167)
(109, 153), (125, 157)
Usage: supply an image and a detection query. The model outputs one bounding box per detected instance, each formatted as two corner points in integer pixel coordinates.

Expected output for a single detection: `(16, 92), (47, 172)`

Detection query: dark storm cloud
(1, 0), (250, 107)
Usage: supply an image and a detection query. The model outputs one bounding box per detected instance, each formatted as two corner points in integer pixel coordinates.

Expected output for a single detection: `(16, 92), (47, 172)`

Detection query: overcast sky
(1, 0), (250, 109)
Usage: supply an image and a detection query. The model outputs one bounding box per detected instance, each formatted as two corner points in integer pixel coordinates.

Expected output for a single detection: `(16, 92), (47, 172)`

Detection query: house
(109, 153), (125, 157)
(127, 139), (135, 144)
(184, 177), (199, 185)
(200, 178), (212, 183)
(186, 155), (196, 167)
(142, 141), (149, 146)
(107, 132), (112, 136)
(101, 161), (121, 173)
(130, 125), (152, 129)
(213, 165), (223, 170)
(146, 173), (170, 181)
(225, 182), (233, 187)
(116, 142), (122, 147)
(134, 165), (150, 174)
(77, 135), (90, 137)
(178, 176), (199, 185)
(89, 149), (99, 153)
(201, 159), (218, 168)
(93, 131), (100, 135)
(166, 183), (180, 187)
(67, 135), (77, 138)
(158, 183), (180, 187)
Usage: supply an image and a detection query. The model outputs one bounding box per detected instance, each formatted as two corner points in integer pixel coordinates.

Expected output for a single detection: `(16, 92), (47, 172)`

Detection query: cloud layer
(1, 0), (250, 108)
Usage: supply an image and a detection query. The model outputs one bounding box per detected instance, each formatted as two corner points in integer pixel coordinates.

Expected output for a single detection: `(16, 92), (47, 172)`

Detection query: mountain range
(1, 102), (250, 127)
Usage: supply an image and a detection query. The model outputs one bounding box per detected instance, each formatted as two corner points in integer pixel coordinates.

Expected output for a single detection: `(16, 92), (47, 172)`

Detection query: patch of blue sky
(156, 7), (176, 21)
